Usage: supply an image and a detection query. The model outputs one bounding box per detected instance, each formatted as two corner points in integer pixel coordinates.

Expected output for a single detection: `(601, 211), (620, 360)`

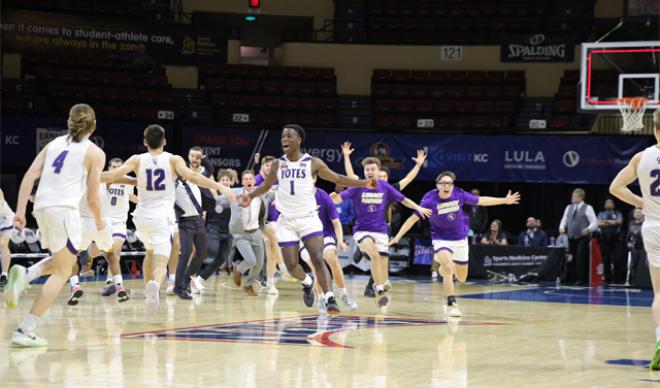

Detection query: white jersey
(34, 135), (92, 211)
(0, 198), (14, 218)
(80, 184), (110, 218)
(107, 183), (132, 222)
(133, 151), (176, 220)
(638, 145), (660, 220)
(275, 153), (316, 218)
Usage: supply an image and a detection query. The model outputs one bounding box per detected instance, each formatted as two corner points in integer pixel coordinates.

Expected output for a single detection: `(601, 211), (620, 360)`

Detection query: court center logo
(122, 315), (505, 348)
(563, 151), (580, 168)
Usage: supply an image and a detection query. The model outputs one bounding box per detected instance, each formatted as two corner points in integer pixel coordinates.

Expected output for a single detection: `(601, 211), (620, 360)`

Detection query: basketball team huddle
(3, 104), (660, 366)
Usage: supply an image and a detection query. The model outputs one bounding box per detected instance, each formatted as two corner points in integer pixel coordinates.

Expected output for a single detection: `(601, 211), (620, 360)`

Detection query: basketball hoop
(617, 97), (648, 133)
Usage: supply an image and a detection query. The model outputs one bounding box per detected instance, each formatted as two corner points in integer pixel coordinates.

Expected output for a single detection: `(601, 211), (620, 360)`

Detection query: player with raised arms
(389, 171), (520, 317)
(238, 124), (376, 315)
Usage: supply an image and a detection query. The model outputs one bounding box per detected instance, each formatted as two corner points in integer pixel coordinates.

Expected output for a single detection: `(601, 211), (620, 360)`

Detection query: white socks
(324, 291), (335, 301)
(19, 314), (39, 334)
(375, 284), (385, 293)
(113, 274), (123, 287)
(337, 287), (347, 296)
(302, 274), (313, 287)
(168, 274), (175, 284)
(27, 260), (46, 283)
(69, 275), (80, 288)
(1, 272), (7, 278)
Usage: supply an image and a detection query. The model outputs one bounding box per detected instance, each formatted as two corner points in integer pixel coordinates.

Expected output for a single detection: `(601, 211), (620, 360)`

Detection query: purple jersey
(417, 187), (479, 241)
(315, 188), (339, 238)
(255, 173), (280, 221)
(341, 180), (404, 234)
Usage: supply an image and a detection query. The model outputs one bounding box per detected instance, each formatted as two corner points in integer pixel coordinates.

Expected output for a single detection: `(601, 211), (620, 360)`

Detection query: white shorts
(432, 238), (469, 264)
(354, 231), (390, 257)
(0, 215), (14, 235)
(33, 207), (81, 254)
(80, 217), (113, 252)
(300, 236), (338, 262)
(643, 219), (660, 268)
(110, 219), (127, 240)
(276, 214), (323, 248)
(134, 216), (174, 257)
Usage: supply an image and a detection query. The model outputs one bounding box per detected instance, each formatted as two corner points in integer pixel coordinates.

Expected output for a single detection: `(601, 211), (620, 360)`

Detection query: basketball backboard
(579, 41), (660, 111)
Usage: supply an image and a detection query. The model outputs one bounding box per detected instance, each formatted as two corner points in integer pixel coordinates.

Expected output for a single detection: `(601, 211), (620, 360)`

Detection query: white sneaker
(165, 282), (175, 295)
(145, 280), (160, 313)
(317, 296), (327, 315)
(5, 265), (28, 309)
(192, 276), (206, 291)
(341, 294), (358, 310)
(446, 303), (462, 318)
(190, 278), (202, 294)
(266, 281), (279, 295)
(11, 329), (48, 347)
(384, 280), (392, 291)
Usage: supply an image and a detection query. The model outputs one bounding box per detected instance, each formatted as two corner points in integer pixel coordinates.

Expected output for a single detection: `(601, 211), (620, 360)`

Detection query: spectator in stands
(597, 198), (624, 284)
(518, 217), (548, 247)
(226, 168), (239, 186)
(559, 188), (598, 286)
(468, 189), (488, 236)
(481, 219), (507, 245)
(627, 207), (645, 283)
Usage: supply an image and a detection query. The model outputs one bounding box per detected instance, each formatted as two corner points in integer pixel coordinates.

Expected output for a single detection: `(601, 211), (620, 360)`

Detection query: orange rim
(617, 97), (648, 110)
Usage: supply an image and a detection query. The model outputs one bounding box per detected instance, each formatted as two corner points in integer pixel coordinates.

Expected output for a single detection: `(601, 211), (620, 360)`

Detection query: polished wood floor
(0, 274), (657, 387)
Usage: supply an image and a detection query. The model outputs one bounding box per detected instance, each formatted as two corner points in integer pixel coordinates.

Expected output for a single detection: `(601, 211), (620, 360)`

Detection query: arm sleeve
(559, 206), (569, 230)
(414, 193), (433, 218)
(340, 187), (356, 201)
(586, 205), (598, 232)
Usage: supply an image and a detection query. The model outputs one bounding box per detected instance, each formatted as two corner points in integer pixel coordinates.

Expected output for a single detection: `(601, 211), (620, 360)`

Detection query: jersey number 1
(146, 169), (166, 191)
(51, 150), (69, 174)
(289, 181), (295, 195)
(651, 169), (660, 196)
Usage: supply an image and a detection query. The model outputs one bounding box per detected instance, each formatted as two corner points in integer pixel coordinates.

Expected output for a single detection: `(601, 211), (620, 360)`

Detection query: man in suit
(518, 217), (548, 247)
(559, 188), (598, 285)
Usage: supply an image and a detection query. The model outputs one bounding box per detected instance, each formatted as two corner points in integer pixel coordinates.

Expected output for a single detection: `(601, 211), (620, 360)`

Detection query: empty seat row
(200, 65), (335, 82)
(205, 79), (336, 96)
(374, 99), (516, 114)
(210, 94), (337, 111)
(373, 69), (524, 83)
(373, 84), (522, 99)
(48, 84), (175, 104)
(373, 114), (512, 129)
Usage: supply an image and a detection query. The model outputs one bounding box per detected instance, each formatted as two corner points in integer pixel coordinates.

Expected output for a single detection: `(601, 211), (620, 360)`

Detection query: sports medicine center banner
(1, 11), (228, 65)
(501, 33), (575, 62)
(2, 115), (647, 185)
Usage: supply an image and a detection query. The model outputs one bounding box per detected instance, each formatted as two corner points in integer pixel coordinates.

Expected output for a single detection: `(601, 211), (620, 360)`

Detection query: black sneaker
(173, 287), (193, 300)
(0, 274), (7, 290)
(376, 289), (389, 308)
(363, 277), (375, 298)
(302, 273), (315, 307)
(325, 296), (340, 316)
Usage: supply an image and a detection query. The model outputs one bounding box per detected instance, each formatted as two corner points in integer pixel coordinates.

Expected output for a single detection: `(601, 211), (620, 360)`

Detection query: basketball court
(0, 275), (656, 386)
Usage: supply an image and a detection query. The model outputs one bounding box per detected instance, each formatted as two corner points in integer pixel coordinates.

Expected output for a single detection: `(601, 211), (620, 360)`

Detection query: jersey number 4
(146, 168), (166, 191)
(51, 150), (69, 174)
(651, 169), (660, 196)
